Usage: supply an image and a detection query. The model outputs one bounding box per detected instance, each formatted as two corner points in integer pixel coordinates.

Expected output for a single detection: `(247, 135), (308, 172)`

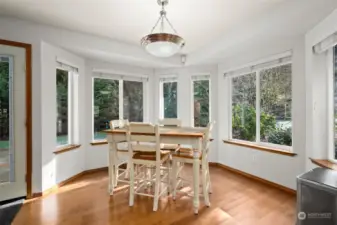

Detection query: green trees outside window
(56, 69), (69, 146)
(93, 78), (144, 140)
(93, 78), (119, 140)
(193, 80), (210, 127)
(231, 64), (292, 147)
(163, 82), (177, 118)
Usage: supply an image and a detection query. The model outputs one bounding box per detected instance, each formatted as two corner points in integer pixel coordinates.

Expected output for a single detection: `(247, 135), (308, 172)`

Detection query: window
(92, 76), (145, 141)
(56, 63), (78, 147)
(230, 63), (292, 149)
(333, 46), (337, 159)
(93, 78), (119, 140)
(192, 76), (210, 127)
(56, 69), (69, 146)
(160, 77), (177, 118)
(123, 80), (143, 122)
(231, 73), (256, 142)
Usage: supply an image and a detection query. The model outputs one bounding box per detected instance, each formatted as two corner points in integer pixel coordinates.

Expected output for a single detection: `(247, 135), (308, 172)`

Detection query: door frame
(0, 39), (32, 199)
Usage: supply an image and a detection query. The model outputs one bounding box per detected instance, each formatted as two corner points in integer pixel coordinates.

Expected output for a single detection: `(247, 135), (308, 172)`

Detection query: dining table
(104, 126), (206, 212)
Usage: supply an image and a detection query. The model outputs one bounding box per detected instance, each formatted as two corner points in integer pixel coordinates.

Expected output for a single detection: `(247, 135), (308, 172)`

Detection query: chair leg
(202, 161), (210, 207)
(114, 164), (119, 188)
(125, 161), (131, 179)
(172, 159), (178, 200)
(167, 159), (171, 194)
(207, 162), (212, 194)
(153, 165), (161, 211)
(129, 163), (135, 207)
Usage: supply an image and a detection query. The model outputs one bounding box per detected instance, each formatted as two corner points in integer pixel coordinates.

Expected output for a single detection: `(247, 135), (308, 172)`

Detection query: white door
(0, 44), (27, 201)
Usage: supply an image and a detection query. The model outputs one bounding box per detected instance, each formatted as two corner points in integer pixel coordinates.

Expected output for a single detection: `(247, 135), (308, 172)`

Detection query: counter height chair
(171, 121), (214, 214)
(108, 119), (130, 193)
(127, 123), (170, 211)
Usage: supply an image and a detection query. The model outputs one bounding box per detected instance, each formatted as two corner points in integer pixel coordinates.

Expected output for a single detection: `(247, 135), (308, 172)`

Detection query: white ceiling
(0, 0), (336, 67)
(0, 0), (294, 54)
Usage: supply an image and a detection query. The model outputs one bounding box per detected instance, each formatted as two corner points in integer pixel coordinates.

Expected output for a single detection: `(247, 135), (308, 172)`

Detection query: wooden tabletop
(103, 127), (204, 138)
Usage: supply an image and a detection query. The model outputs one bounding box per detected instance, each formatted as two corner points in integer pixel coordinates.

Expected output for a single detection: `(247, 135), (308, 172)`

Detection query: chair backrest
(126, 123), (160, 154)
(109, 119), (129, 130)
(158, 118), (182, 127)
(201, 121), (215, 159)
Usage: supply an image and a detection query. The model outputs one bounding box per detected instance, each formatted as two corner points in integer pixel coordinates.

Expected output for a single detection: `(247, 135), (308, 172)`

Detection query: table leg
(108, 142), (116, 195)
(193, 138), (201, 214)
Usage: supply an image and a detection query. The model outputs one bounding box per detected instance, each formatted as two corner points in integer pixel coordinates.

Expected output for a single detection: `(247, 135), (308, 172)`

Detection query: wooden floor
(13, 166), (296, 225)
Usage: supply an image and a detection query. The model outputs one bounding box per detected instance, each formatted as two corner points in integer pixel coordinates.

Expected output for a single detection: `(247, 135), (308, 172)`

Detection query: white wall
(305, 8), (337, 170)
(154, 65), (219, 163)
(218, 36), (306, 190)
(84, 60), (155, 170)
(41, 42), (86, 191)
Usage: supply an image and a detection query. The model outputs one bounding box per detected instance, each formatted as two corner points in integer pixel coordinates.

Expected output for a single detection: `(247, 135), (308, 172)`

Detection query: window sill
(310, 158), (337, 170)
(223, 140), (297, 157)
(54, 144), (81, 155)
(90, 140), (108, 146)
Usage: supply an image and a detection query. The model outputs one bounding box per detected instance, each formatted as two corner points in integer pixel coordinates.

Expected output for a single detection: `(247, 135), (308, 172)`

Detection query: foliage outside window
(333, 46), (337, 159)
(0, 60), (10, 150)
(56, 69), (69, 146)
(193, 80), (210, 127)
(93, 78), (144, 140)
(232, 73), (256, 141)
(163, 82), (177, 118)
(231, 64), (292, 148)
(123, 81), (143, 122)
(93, 78), (119, 140)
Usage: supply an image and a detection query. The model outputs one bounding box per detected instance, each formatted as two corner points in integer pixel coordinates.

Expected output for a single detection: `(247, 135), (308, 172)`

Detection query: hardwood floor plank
(13, 167), (296, 225)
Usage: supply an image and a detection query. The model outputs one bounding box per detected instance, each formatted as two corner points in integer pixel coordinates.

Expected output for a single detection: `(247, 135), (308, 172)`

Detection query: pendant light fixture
(141, 0), (185, 58)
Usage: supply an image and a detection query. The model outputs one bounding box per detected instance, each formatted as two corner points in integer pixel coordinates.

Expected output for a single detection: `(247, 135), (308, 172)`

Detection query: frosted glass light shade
(141, 33), (185, 58)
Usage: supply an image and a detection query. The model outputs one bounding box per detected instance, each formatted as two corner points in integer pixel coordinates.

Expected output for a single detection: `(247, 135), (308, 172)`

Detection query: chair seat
(172, 148), (202, 160)
(160, 144), (180, 151)
(133, 151), (170, 161)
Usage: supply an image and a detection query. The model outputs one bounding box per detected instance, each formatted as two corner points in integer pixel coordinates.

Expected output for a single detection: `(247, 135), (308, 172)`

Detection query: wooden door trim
(0, 39), (33, 199)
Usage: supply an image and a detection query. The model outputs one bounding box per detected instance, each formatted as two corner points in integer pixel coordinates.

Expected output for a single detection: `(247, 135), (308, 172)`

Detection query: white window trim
(228, 62), (293, 152)
(56, 67), (79, 147)
(92, 75), (148, 141)
(191, 75), (211, 127)
(327, 48), (337, 163)
(159, 76), (178, 119)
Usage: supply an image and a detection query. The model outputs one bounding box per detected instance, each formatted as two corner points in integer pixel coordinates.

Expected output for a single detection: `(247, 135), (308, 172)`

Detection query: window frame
(91, 74), (147, 141)
(228, 62), (293, 152)
(56, 66), (78, 147)
(159, 76), (178, 119)
(327, 47), (337, 162)
(191, 75), (211, 127)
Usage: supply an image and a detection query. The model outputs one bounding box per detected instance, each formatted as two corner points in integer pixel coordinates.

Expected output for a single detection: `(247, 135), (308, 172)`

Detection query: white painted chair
(171, 121), (214, 214)
(127, 123), (170, 211)
(158, 118), (182, 151)
(109, 119), (131, 188)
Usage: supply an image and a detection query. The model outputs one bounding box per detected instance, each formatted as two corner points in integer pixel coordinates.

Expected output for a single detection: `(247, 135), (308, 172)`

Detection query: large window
(56, 69), (70, 146)
(160, 79), (177, 118)
(56, 62), (78, 147)
(230, 63), (292, 149)
(93, 78), (119, 140)
(93, 77), (145, 141)
(192, 77), (210, 127)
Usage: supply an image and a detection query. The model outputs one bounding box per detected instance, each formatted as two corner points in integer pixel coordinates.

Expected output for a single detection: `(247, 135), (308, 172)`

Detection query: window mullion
(119, 79), (124, 120)
(256, 71), (261, 144)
